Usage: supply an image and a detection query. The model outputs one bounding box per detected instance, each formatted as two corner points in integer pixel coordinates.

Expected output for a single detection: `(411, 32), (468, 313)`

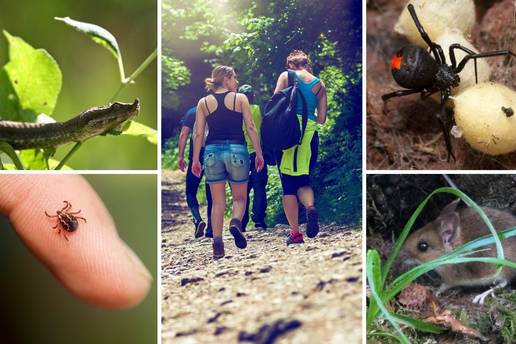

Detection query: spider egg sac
(395, 0), (475, 48)
(435, 31), (491, 95)
(454, 83), (516, 155)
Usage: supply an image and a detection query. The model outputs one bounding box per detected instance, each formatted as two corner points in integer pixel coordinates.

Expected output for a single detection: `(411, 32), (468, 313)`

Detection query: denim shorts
(204, 143), (250, 184)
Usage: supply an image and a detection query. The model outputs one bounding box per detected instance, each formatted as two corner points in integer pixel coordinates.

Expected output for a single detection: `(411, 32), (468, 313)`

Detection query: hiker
(192, 66), (265, 259)
(239, 84), (268, 232)
(178, 106), (213, 238)
(272, 50), (327, 245)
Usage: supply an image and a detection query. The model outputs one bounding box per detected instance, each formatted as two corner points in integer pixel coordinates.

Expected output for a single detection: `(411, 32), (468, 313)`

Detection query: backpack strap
(287, 70), (296, 87)
(297, 90), (308, 145)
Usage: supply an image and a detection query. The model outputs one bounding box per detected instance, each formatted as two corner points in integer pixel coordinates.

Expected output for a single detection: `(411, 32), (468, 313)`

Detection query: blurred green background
(0, 175), (157, 343)
(0, 0), (157, 169)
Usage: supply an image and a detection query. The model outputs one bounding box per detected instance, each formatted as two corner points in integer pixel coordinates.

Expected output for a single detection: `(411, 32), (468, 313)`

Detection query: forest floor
(367, 0), (516, 170)
(161, 170), (362, 344)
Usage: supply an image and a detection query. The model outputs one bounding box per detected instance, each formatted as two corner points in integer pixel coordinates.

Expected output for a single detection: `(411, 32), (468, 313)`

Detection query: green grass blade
(367, 250), (411, 344)
(392, 313), (445, 334)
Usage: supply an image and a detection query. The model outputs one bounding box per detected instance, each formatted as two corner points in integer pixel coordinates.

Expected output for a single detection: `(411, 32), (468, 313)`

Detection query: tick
(45, 201), (86, 241)
(382, 4), (515, 161)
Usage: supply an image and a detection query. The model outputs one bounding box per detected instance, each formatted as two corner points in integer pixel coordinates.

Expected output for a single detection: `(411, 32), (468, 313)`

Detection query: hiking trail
(161, 169), (362, 344)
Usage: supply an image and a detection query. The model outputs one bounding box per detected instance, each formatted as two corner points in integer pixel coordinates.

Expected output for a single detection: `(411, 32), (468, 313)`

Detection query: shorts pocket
(204, 152), (217, 167)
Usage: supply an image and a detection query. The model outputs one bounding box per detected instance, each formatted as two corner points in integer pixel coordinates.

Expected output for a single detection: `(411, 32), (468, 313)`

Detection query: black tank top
(205, 91), (246, 144)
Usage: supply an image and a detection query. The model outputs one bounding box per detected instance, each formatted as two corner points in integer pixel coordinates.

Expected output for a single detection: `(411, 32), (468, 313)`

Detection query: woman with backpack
(192, 65), (265, 259)
(272, 50), (328, 245)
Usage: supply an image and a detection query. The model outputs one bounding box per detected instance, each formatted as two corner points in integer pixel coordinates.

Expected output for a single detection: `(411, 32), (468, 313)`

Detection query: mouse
(398, 199), (516, 304)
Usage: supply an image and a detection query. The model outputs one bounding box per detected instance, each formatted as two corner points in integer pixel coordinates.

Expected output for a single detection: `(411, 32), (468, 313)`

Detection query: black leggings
(276, 132), (319, 196)
(186, 150), (212, 226)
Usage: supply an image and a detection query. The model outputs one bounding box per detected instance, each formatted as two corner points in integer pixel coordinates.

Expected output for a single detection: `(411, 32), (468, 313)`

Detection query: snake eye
(417, 241), (429, 252)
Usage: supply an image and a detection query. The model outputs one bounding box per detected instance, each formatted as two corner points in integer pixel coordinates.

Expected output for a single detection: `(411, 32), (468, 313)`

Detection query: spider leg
(451, 45), (515, 76)
(382, 88), (422, 101)
(436, 90), (455, 162)
(407, 4), (444, 64)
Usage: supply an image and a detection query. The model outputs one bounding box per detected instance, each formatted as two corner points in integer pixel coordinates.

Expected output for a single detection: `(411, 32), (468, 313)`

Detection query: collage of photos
(0, 0), (514, 343)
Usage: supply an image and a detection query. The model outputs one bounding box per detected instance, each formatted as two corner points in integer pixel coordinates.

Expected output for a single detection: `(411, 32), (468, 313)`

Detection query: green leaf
(4, 49), (62, 119)
(0, 142), (24, 169)
(55, 17), (121, 59)
(19, 149), (47, 170)
(0, 69), (20, 120)
(121, 120), (157, 144)
(4, 31), (35, 60)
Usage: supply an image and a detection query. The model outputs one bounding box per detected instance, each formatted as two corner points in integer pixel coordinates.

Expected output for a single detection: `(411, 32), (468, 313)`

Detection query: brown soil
(367, 0), (516, 170)
(161, 170), (362, 344)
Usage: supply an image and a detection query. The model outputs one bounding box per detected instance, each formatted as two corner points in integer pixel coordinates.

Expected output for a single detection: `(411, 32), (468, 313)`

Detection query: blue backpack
(262, 70), (308, 155)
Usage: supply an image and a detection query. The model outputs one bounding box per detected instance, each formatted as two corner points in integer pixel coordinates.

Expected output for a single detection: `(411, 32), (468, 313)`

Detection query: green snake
(0, 99), (139, 149)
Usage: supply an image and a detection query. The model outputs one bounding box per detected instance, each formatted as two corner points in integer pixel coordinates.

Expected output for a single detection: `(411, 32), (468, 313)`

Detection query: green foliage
(162, 136), (180, 170)
(1, 31), (62, 121)
(162, 55), (191, 109)
(367, 187), (516, 341)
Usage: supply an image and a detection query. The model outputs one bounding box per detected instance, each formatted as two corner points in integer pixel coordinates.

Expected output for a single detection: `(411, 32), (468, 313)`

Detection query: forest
(162, 0), (362, 225)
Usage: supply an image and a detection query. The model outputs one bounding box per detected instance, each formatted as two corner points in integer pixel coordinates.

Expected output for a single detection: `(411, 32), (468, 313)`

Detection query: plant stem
(55, 142), (82, 170)
(110, 49), (157, 102)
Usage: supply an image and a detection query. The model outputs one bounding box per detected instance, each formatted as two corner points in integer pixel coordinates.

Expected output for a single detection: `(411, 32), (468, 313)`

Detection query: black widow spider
(382, 4), (515, 161)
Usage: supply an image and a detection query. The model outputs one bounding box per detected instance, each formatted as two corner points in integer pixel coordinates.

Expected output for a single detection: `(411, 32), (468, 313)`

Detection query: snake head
(82, 99), (140, 136)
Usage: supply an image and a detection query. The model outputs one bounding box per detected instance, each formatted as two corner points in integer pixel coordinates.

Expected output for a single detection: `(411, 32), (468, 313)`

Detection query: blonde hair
(286, 50), (312, 72)
(204, 65), (235, 93)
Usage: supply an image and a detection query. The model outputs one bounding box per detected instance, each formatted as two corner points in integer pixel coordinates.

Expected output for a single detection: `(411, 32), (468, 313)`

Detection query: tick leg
(407, 4), (443, 64)
(52, 223), (59, 229)
(437, 90), (455, 162)
(76, 216), (87, 223)
(61, 201), (71, 211)
(382, 88), (422, 102)
(44, 211), (58, 218)
(68, 210), (82, 215)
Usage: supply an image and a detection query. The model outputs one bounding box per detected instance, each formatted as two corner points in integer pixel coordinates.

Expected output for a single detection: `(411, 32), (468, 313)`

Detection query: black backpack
(261, 70), (308, 157)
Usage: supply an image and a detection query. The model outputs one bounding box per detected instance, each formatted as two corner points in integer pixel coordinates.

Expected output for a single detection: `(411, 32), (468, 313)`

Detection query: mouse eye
(417, 241), (429, 252)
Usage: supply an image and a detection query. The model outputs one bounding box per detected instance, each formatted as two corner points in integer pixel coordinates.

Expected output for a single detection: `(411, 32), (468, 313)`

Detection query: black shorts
(276, 132), (319, 196)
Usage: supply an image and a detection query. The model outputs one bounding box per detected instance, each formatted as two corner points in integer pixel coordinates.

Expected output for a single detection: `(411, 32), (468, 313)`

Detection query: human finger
(0, 175), (152, 309)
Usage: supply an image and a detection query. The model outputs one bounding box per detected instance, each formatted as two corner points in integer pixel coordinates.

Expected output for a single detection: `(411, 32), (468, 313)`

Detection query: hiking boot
(194, 220), (206, 238)
(306, 206), (319, 238)
(213, 239), (225, 259)
(255, 222), (267, 230)
(229, 218), (247, 249)
(286, 230), (304, 245)
(205, 226), (213, 238)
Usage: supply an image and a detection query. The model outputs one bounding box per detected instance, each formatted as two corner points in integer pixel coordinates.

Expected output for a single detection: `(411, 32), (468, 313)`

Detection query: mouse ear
(441, 199), (461, 215)
(439, 212), (461, 250)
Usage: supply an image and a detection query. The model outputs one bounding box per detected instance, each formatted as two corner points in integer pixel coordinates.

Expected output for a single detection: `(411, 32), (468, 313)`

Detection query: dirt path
(161, 170), (362, 344)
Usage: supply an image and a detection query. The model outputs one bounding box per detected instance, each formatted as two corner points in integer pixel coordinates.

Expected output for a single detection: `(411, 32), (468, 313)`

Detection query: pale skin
(273, 64), (328, 233)
(192, 73), (264, 237)
(177, 126), (190, 172)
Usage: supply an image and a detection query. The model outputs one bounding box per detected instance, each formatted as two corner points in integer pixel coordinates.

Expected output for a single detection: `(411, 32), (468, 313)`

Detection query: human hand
(192, 160), (202, 178)
(178, 157), (187, 172)
(0, 175), (152, 309)
(255, 154), (265, 172)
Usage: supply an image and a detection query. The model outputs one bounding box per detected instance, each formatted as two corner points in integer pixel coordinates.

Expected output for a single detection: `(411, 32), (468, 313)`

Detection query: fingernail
(123, 242), (153, 282)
